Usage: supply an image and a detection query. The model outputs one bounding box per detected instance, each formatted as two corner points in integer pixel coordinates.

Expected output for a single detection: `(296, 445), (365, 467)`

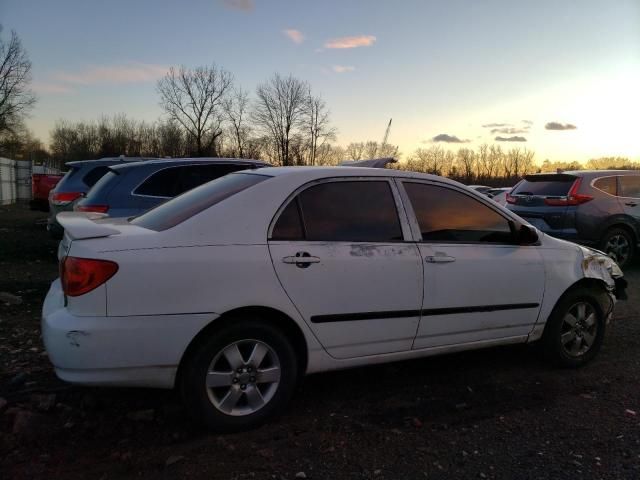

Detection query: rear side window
(271, 181), (403, 242)
(134, 164), (252, 198)
(132, 173), (269, 231)
(512, 175), (576, 196)
(271, 199), (305, 240)
(593, 176), (617, 195)
(620, 176), (640, 198)
(404, 182), (513, 243)
(82, 166), (111, 188)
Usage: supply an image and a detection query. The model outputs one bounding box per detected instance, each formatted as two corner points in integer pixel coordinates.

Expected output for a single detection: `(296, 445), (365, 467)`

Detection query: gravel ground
(0, 204), (639, 480)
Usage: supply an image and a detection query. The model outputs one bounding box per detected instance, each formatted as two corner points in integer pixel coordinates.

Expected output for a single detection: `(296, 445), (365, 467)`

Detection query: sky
(2, 0), (639, 163)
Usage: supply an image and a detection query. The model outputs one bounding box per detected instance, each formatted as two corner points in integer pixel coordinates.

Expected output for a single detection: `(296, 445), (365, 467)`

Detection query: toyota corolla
(42, 167), (626, 431)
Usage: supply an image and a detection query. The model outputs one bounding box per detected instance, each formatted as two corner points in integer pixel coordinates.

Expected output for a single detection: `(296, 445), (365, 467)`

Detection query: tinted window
(135, 164), (253, 197)
(134, 166), (184, 197)
(404, 182), (513, 243)
(593, 176), (617, 195)
(82, 166), (111, 188)
(271, 199), (304, 240)
(132, 173), (269, 231)
(179, 164), (252, 192)
(512, 175), (576, 196)
(620, 176), (640, 198)
(296, 181), (402, 242)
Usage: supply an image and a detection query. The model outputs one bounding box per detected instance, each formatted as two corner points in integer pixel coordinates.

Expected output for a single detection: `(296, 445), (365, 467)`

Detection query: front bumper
(41, 280), (219, 388)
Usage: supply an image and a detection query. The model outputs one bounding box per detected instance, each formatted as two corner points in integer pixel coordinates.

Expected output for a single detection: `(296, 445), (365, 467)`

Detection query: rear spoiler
(340, 157), (397, 168)
(56, 212), (120, 240)
(522, 173), (577, 182)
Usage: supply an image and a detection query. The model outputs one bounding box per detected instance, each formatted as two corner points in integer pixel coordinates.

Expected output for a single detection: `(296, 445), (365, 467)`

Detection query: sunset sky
(2, 0), (639, 163)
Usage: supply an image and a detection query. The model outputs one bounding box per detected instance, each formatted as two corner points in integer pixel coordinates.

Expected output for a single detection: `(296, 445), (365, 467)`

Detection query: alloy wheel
(205, 340), (281, 416)
(560, 302), (598, 358)
(604, 234), (630, 265)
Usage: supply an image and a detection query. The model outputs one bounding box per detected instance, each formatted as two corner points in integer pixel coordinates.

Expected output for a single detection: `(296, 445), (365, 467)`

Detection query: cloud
(32, 82), (74, 94)
(52, 62), (168, 85)
(220, 0), (254, 11)
(522, 119), (533, 125)
(324, 35), (376, 49)
(283, 29), (304, 44)
(332, 65), (355, 73)
(432, 133), (469, 143)
(495, 135), (527, 142)
(482, 123), (512, 128)
(545, 121), (577, 130)
(491, 127), (528, 134)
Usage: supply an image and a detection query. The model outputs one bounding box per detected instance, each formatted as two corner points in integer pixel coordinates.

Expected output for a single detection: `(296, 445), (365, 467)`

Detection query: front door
(268, 179), (423, 359)
(399, 180), (545, 350)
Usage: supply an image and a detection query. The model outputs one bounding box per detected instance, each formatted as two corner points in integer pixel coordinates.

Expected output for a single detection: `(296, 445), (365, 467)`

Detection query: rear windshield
(54, 166), (81, 191)
(512, 175), (576, 196)
(84, 170), (119, 200)
(131, 173), (270, 231)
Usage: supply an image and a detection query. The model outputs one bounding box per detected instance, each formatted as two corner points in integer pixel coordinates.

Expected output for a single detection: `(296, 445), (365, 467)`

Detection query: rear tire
(600, 227), (635, 268)
(541, 288), (606, 368)
(180, 318), (298, 432)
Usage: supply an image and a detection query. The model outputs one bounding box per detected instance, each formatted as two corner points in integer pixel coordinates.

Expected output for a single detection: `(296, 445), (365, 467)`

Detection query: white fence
(0, 158), (32, 205)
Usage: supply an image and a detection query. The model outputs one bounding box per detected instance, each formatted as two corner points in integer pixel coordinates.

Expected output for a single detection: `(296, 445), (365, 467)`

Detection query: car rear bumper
(41, 280), (219, 388)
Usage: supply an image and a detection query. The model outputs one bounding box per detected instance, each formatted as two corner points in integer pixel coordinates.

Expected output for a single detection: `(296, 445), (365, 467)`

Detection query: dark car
(48, 157), (150, 237)
(506, 170), (640, 266)
(74, 158), (269, 218)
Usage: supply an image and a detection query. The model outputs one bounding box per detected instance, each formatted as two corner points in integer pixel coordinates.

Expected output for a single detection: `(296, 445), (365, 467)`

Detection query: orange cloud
(324, 35), (376, 49)
(52, 63), (168, 85)
(283, 29), (304, 44)
(332, 65), (355, 73)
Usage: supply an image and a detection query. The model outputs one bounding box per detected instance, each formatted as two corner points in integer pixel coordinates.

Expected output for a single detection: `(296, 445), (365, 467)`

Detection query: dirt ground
(1, 204), (639, 480)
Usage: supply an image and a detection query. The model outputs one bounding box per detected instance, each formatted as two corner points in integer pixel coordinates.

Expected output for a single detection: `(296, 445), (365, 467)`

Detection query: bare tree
(455, 147), (476, 182)
(157, 64), (233, 157)
(303, 90), (336, 165)
(223, 87), (251, 158)
(253, 74), (308, 166)
(0, 27), (36, 134)
(345, 142), (366, 160)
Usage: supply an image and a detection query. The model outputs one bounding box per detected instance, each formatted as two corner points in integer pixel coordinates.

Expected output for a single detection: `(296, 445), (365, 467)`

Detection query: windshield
(131, 172), (270, 231)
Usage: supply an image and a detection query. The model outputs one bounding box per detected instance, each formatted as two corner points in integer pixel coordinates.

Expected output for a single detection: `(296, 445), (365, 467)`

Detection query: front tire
(541, 288), (606, 368)
(180, 319), (298, 432)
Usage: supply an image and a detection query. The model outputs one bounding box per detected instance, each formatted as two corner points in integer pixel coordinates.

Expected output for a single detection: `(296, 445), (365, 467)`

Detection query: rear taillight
(60, 256), (118, 297)
(75, 204), (109, 213)
(544, 178), (593, 206)
(51, 191), (83, 206)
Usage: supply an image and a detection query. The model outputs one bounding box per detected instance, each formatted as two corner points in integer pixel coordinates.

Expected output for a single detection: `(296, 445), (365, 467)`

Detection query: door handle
(625, 202), (638, 207)
(425, 254), (456, 263)
(282, 252), (321, 268)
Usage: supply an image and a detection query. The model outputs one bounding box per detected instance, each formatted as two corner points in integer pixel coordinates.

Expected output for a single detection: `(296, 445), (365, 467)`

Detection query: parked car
(487, 187), (513, 206)
(30, 165), (64, 212)
(43, 167), (626, 432)
(468, 185), (492, 195)
(47, 157), (150, 237)
(74, 158), (269, 218)
(506, 170), (640, 267)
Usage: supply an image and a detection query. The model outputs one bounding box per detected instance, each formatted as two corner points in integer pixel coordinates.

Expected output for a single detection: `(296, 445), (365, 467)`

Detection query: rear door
(268, 178), (423, 359)
(618, 175), (640, 231)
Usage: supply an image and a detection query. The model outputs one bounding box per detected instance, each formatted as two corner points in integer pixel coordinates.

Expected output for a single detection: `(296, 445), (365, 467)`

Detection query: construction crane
(380, 118), (398, 158)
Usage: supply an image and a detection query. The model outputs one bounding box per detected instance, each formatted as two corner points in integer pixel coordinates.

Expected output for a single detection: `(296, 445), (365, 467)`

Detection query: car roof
(65, 157), (155, 167)
(563, 169), (640, 176)
(245, 166), (465, 186)
(109, 157), (269, 172)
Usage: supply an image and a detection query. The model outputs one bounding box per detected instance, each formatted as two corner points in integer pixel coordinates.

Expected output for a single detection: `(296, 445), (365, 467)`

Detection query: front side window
(404, 182), (513, 243)
(620, 176), (640, 199)
(271, 180), (403, 242)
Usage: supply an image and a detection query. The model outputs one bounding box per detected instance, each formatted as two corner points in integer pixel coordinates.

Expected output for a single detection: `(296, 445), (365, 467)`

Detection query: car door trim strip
(310, 303), (540, 323)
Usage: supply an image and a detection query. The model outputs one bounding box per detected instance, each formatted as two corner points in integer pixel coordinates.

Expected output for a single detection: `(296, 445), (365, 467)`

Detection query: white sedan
(42, 166), (626, 431)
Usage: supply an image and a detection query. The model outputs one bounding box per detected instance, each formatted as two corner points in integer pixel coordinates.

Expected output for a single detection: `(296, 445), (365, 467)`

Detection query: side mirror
(518, 224), (539, 245)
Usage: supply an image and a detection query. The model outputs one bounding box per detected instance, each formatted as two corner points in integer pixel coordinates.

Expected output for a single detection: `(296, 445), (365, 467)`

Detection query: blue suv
(507, 170), (640, 266)
(74, 158), (269, 219)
